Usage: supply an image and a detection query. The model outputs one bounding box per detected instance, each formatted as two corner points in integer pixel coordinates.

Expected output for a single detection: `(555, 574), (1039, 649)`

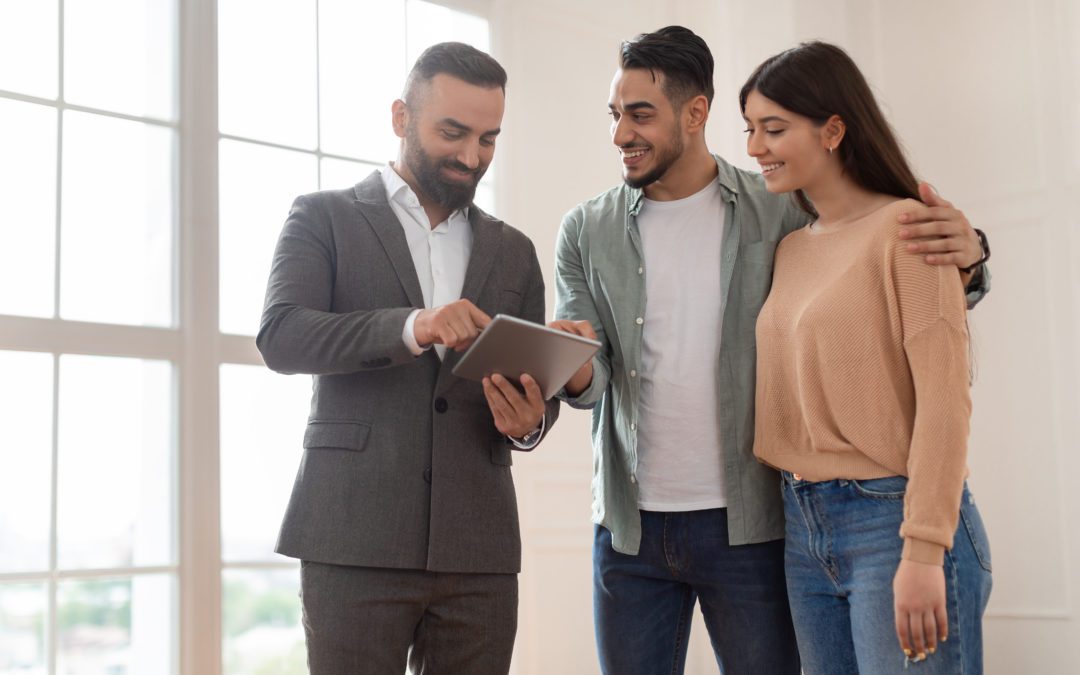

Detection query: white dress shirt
(381, 163), (542, 447)
(382, 163), (472, 361)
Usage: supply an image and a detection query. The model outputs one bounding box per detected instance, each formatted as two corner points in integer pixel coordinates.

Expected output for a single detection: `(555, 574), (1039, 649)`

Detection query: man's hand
(893, 558), (948, 663)
(414, 299), (491, 351)
(548, 319), (597, 396)
(898, 183), (983, 282)
(483, 373), (545, 438)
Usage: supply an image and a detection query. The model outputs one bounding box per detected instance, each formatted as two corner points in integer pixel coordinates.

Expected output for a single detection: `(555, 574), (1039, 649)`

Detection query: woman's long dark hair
(739, 41), (920, 215)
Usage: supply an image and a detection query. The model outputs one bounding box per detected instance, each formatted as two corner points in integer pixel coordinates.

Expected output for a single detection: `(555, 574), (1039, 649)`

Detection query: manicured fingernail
(917, 652), (927, 661)
(899, 228), (910, 238)
(903, 649), (913, 657)
(925, 255), (936, 263)
(929, 646), (936, 654)
(906, 243), (918, 252)
(941, 635), (948, 642)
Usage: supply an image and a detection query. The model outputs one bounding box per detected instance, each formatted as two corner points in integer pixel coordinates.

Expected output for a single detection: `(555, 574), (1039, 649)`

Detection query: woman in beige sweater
(741, 42), (992, 673)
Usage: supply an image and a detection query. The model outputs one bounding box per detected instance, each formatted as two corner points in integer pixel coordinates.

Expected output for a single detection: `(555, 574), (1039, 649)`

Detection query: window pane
(0, 582), (47, 675)
(0, 0), (58, 99)
(223, 568), (304, 675)
(220, 365), (310, 563)
(57, 356), (173, 570)
(406, 0), (490, 67)
(319, 157), (379, 192)
(0, 99), (56, 318)
(64, 0), (177, 121)
(56, 575), (174, 675)
(219, 139), (318, 336)
(218, 0), (317, 149)
(319, 0), (404, 162)
(60, 111), (174, 327)
(0, 352), (52, 574)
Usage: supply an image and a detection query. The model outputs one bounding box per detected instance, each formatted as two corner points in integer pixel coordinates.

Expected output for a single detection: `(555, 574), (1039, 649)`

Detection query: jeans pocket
(960, 491), (993, 573)
(850, 475), (908, 499)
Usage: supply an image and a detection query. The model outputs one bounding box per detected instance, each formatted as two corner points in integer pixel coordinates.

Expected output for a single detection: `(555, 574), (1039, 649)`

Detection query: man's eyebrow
(439, 117), (500, 136)
(607, 101), (658, 112)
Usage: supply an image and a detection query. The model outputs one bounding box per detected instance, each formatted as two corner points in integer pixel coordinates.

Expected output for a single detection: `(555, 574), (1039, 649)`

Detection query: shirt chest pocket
(736, 241), (777, 309)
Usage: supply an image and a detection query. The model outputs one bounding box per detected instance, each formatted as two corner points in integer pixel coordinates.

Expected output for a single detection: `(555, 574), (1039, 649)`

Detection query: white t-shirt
(634, 180), (727, 511)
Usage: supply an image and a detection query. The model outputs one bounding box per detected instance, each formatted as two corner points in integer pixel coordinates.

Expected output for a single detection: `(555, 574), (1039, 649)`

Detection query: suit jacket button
(434, 397), (448, 413)
(423, 467), (432, 483)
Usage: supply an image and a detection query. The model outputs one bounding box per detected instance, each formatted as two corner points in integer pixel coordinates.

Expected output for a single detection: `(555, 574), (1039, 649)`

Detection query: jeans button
(793, 473), (802, 481)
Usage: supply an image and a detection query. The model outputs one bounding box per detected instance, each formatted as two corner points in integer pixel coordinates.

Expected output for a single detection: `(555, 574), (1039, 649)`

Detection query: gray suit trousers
(300, 561), (518, 675)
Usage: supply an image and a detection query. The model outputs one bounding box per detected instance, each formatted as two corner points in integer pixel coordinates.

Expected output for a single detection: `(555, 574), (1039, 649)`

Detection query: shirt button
(635, 317), (643, 325)
(434, 397), (448, 413)
(423, 467), (432, 483)
(638, 267), (643, 275)
(630, 370), (637, 378)
(630, 423), (636, 431)
(630, 474), (637, 484)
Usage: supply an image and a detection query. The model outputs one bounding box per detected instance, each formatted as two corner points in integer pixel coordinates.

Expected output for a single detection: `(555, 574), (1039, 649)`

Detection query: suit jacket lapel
(352, 172), (426, 309)
(460, 207), (502, 306)
(438, 207), (503, 392)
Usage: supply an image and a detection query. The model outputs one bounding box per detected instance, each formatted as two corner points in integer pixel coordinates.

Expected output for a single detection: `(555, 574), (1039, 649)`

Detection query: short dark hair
(619, 26), (715, 109)
(403, 42), (507, 103)
(739, 41), (919, 215)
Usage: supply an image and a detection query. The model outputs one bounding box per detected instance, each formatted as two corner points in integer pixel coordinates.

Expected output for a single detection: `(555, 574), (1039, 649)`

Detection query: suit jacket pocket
(303, 420), (372, 451)
(491, 440), (513, 466)
(498, 289), (524, 317)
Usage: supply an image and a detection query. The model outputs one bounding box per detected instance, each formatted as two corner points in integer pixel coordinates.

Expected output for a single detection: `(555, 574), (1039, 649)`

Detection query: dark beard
(404, 124), (484, 211)
(622, 124), (684, 189)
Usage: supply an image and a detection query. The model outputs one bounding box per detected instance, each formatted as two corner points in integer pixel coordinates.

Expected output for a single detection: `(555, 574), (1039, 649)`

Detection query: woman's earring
(828, 145), (834, 154)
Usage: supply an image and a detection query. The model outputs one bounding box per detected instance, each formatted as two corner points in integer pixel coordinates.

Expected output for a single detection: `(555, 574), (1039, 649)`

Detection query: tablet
(451, 314), (601, 400)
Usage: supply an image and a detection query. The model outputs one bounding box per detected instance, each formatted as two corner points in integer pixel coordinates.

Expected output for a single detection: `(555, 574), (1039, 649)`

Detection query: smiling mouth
(621, 147), (649, 166)
(760, 162), (785, 175)
(441, 165), (477, 182)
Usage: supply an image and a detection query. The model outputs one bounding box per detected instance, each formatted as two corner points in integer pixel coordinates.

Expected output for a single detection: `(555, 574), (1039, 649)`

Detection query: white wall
(486, 1), (1080, 672)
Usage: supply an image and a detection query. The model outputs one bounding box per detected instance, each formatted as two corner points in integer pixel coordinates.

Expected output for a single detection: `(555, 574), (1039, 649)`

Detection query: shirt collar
(381, 162), (470, 225)
(626, 153), (740, 217)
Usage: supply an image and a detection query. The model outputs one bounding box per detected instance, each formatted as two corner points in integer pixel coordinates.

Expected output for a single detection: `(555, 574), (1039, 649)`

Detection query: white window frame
(0, 1), (495, 673)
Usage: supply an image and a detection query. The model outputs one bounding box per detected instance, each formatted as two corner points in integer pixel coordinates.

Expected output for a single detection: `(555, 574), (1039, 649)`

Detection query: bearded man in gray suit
(257, 42), (559, 675)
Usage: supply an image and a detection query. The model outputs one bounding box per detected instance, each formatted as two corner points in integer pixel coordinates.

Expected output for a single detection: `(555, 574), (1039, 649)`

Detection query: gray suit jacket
(257, 171), (559, 574)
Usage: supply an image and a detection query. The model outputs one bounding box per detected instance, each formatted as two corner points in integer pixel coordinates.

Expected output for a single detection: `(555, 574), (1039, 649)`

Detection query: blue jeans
(593, 509), (800, 675)
(782, 473), (993, 674)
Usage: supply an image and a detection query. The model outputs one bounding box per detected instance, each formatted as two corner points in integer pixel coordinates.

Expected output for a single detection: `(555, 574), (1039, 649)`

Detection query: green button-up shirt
(554, 155), (989, 555)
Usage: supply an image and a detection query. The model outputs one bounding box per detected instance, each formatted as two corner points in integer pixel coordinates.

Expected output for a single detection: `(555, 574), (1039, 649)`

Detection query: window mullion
(47, 353), (59, 675)
(177, 0), (223, 674)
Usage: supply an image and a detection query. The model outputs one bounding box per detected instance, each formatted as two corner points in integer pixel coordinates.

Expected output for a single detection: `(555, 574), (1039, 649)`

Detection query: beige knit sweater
(753, 198), (971, 565)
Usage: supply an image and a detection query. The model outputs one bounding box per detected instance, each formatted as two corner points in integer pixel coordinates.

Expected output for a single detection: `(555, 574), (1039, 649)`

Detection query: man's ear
(823, 114), (846, 152)
(684, 94), (710, 134)
(392, 99), (408, 139)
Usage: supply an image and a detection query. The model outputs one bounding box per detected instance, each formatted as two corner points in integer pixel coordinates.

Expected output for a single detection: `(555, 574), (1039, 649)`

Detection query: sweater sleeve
(887, 235), (972, 565)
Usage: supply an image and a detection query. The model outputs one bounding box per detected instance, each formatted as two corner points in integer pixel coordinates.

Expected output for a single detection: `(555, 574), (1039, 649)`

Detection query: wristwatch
(959, 228), (991, 274)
